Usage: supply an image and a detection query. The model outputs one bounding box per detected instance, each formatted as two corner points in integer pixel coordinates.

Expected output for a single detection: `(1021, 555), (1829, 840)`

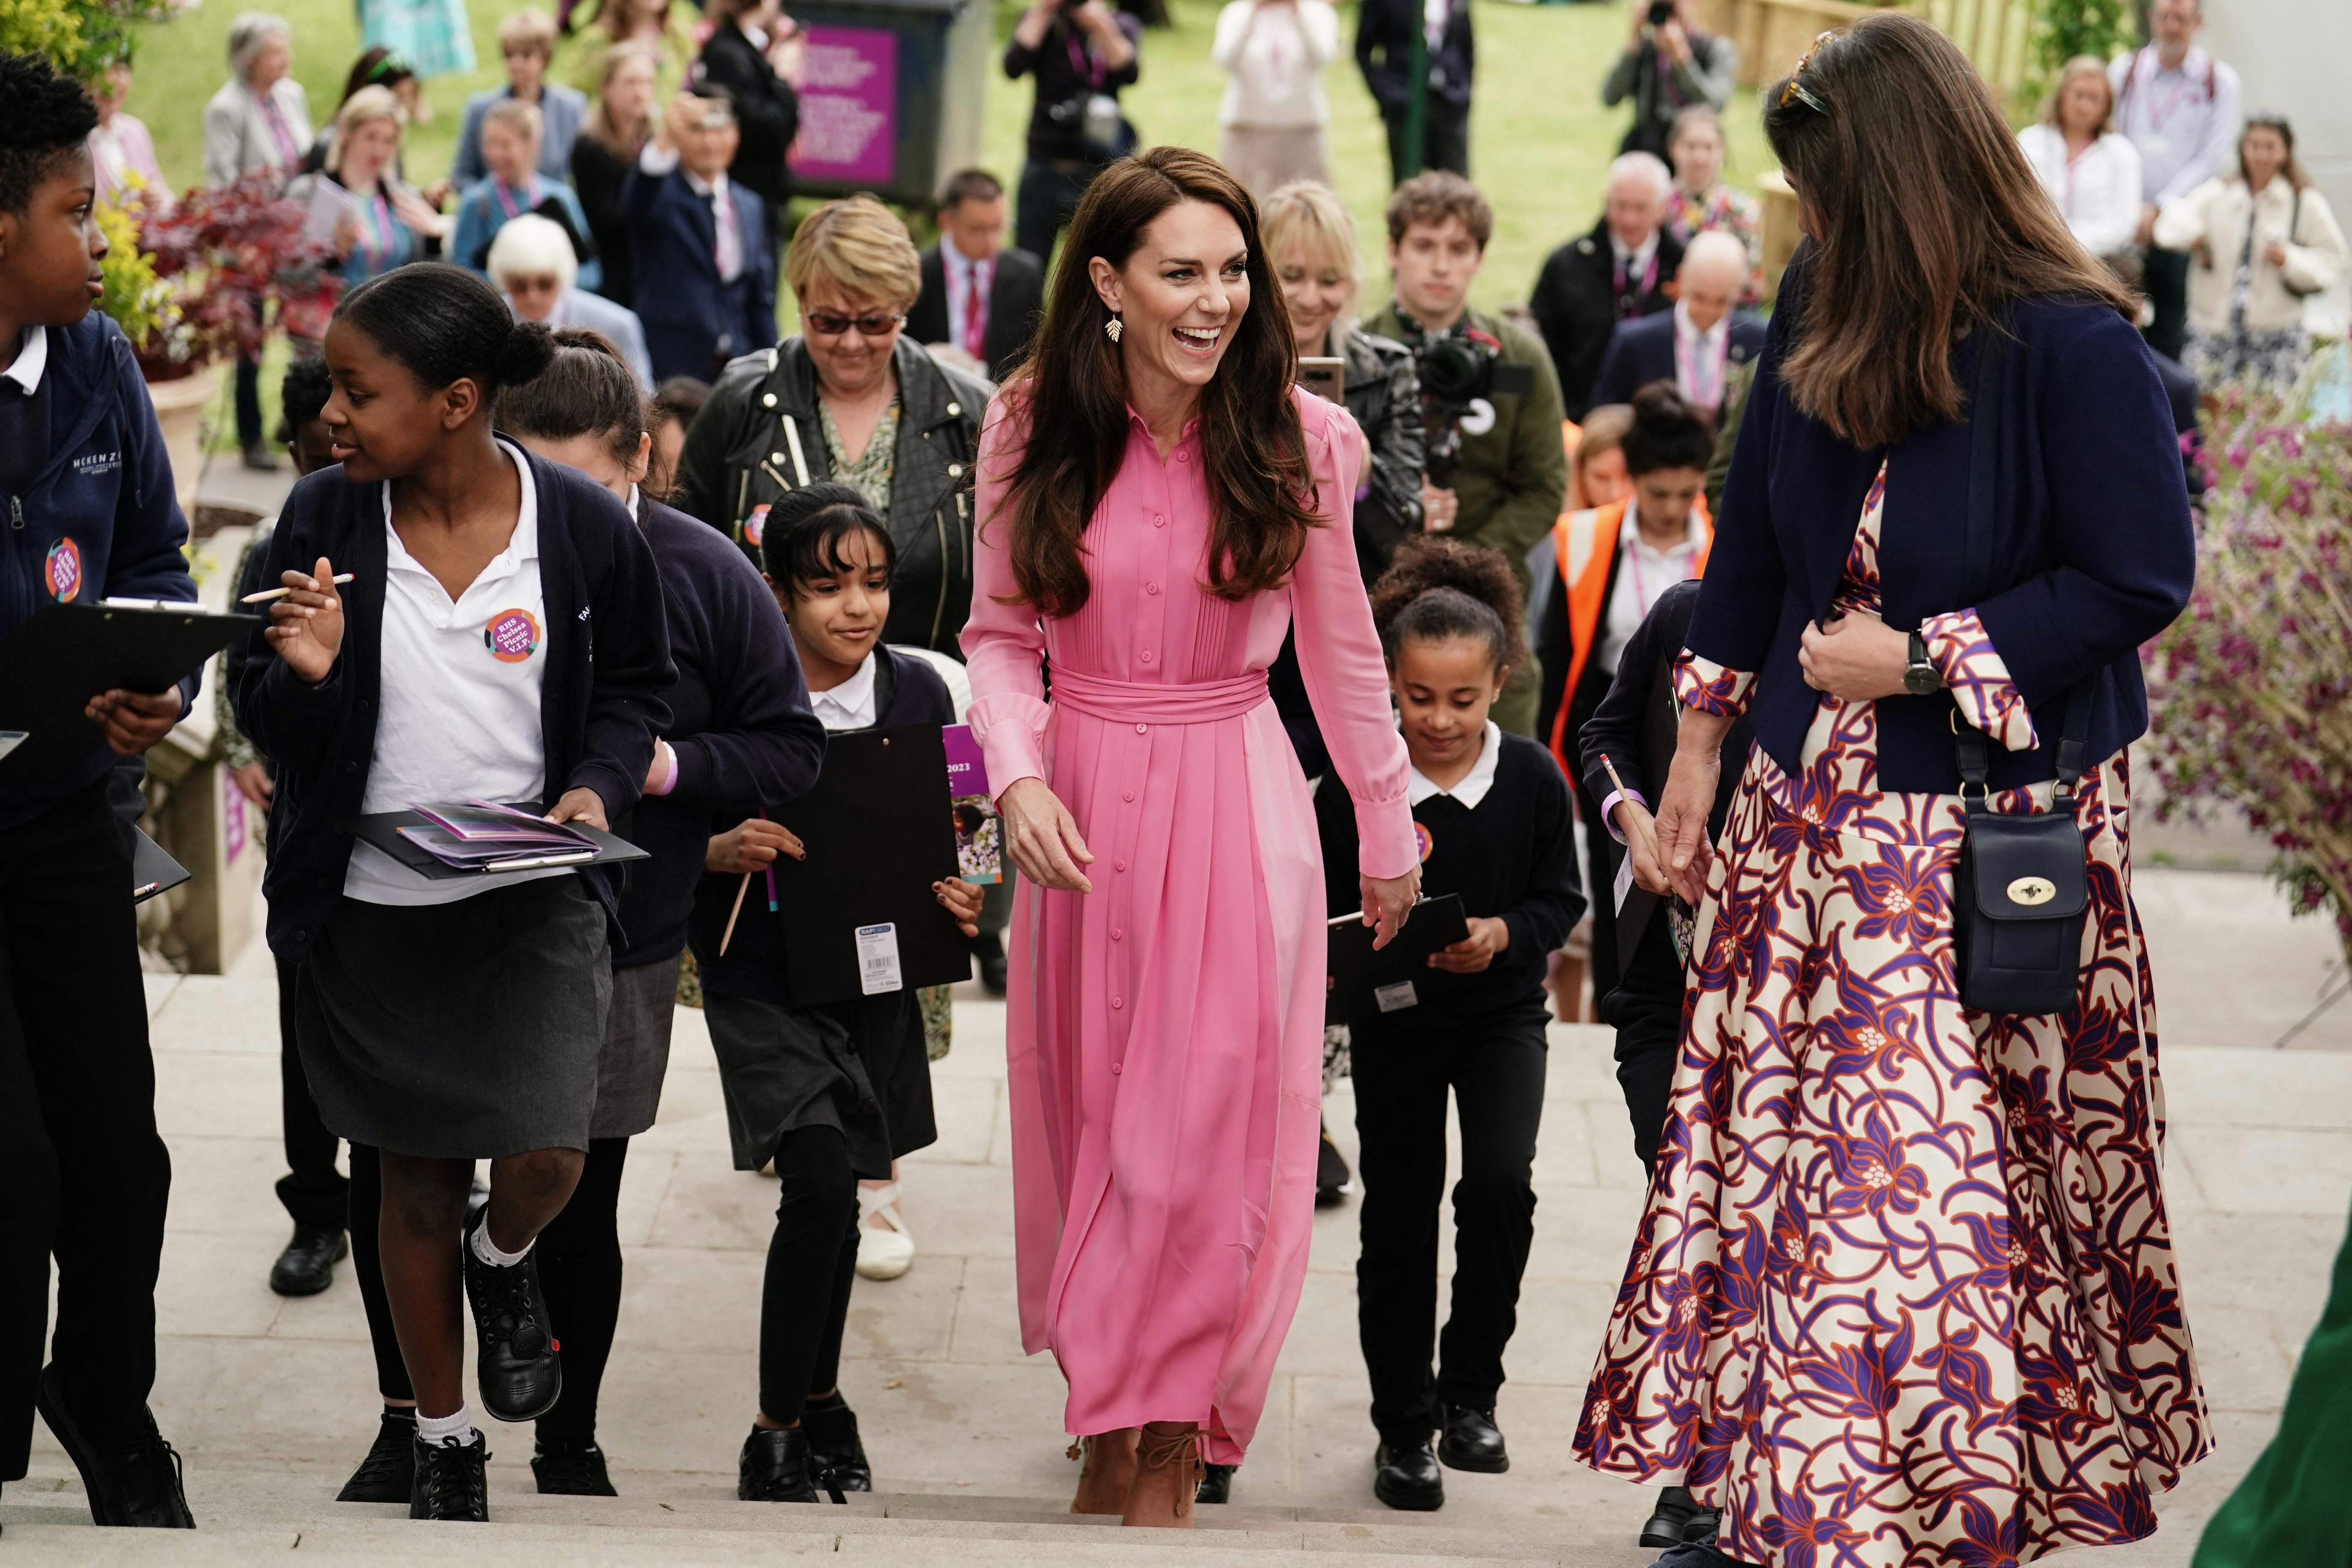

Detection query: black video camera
(1413, 328), (1534, 490)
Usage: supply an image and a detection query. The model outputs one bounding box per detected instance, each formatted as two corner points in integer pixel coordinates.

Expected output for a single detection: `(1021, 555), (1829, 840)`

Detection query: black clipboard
(769, 725), (967, 1006)
(0, 601), (260, 780)
(337, 808), (650, 880)
(1324, 893), (1473, 1024)
(131, 828), (191, 904)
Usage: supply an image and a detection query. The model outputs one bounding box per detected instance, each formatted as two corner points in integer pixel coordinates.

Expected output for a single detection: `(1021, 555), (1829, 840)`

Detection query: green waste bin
(784, 0), (991, 210)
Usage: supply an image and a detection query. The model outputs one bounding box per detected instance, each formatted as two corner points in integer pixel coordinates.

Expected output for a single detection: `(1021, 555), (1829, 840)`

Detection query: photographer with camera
(1003, 0), (1140, 262)
(1365, 172), (1567, 738)
(1601, 0), (1734, 163)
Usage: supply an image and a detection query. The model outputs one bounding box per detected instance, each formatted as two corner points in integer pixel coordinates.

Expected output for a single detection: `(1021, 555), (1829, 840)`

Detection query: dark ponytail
(1621, 380), (1715, 477)
(1368, 536), (1527, 674)
(495, 328), (647, 473)
(333, 261), (558, 398)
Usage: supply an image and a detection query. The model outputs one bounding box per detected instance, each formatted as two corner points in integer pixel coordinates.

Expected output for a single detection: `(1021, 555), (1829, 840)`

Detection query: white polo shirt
(345, 440), (569, 905)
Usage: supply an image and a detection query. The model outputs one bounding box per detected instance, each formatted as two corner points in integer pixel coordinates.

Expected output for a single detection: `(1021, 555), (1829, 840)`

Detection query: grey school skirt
(295, 878), (612, 1158)
(589, 954), (681, 1140)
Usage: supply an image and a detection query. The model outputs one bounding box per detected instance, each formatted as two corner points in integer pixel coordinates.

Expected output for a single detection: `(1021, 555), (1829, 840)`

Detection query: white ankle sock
(469, 1222), (531, 1269)
(415, 1406), (477, 1448)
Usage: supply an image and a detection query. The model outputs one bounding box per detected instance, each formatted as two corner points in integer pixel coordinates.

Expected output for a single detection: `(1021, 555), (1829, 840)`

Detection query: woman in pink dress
(963, 146), (1420, 1528)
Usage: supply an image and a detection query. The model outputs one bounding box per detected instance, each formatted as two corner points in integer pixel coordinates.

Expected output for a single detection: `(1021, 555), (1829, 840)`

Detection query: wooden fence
(1697, 0), (2042, 102)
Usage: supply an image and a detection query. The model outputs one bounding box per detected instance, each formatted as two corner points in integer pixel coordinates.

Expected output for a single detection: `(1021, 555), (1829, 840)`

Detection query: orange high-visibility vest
(1545, 496), (1713, 772)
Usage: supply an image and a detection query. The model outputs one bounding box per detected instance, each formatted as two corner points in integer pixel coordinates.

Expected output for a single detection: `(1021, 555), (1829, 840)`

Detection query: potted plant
(100, 174), (338, 516)
(2144, 387), (2352, 967)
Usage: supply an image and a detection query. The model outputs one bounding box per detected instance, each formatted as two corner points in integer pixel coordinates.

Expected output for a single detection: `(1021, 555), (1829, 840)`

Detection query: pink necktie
(963, 259), (991, 361)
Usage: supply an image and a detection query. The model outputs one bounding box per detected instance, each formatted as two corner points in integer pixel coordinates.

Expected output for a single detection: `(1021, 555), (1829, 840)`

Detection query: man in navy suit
(1590, 229), (1760, 417)
(622, 86), (778, 384)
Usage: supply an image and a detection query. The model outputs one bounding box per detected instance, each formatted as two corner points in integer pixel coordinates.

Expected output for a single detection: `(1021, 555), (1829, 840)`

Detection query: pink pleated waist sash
(1048, 667), (1270, 725)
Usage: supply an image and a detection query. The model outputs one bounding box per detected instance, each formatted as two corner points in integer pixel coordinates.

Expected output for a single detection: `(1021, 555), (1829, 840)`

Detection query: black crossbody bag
(1948, 323), (2093, 1016)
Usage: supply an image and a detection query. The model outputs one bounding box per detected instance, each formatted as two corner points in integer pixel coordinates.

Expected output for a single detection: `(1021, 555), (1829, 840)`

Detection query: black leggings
(761, 1125), (859, 1425)
(346, 1137), (632, 1438)
(534, 1137), (630, 1444)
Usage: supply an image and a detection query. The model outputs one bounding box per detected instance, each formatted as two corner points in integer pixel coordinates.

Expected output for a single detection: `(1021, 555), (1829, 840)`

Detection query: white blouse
(2018, 125), (2144, 259)
(1210, 0), (1340, 128)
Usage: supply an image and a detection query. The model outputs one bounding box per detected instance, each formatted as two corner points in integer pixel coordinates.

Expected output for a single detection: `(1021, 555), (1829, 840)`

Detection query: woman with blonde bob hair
(1258, 179), (1423, 580)
(963, 146), (1419, 1527)
(675, 194), (993, 659)
(284, 85), (446, 290)
(2018, 54), (2143, 264)
(1576, 15), (2209, 1568)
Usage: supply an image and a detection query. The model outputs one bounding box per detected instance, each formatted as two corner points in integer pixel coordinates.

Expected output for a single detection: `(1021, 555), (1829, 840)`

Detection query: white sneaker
(855, 1182), (915, 1280)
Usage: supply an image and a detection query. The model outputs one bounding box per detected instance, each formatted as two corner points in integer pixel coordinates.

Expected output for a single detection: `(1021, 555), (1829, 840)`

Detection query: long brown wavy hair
(990, 147), (1316, 620)
(1763, 13), (2134, 447)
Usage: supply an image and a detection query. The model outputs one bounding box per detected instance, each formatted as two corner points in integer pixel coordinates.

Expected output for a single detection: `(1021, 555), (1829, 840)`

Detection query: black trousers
(761, 1125), (859, 1425)
(1597, 913), (1682, 1179)
(535, 1137), (630, 1444)
(2143, 245), (2192, 364)
(0, 782), (173, 1478)
(344, 1144), (417, 1405)
(1381, 98), (1470, 188)
(1352, 999), (1546, 1446)
(234, 350), (265, 449)
(1577, 778), (1624, 1008)
(275, 955), (350, 1230)
(1015, 159), (1101, 269)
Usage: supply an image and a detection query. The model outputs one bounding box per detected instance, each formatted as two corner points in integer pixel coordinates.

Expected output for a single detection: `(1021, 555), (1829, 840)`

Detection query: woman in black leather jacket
(672, 197), (993, 655)
(1262, 179), (1424, 585)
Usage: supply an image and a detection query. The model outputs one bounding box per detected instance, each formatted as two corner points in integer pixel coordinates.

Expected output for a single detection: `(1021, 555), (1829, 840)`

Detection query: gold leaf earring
(1105, 314), (1123, 344)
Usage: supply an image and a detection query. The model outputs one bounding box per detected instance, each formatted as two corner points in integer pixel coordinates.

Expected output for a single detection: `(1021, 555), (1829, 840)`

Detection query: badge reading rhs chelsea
(483, 607), (541, 663)
(1414, 821), (1435, 864)
(45, 538), (81, 602)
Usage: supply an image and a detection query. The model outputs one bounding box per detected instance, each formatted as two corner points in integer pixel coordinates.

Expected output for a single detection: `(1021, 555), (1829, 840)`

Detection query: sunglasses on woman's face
(804, 310), (904, 338)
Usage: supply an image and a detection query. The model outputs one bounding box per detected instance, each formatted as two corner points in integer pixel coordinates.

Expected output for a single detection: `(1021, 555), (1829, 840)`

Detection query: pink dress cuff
(1351, 788), (1421, 882)
(968, 690), (1053, 803)
(1673, 651), (1757, 718)
(1920, 609), (2040, 752)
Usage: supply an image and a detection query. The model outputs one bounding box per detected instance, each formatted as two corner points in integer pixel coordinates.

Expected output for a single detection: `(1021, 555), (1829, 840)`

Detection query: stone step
(2, 1472), (1658, 1568)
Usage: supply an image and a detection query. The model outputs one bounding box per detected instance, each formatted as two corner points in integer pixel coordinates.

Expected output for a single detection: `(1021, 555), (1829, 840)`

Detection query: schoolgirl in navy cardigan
(1693, 250), (2195, 795)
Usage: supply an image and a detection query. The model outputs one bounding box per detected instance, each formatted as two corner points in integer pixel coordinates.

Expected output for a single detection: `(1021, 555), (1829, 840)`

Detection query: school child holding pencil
(1313, 537), (1584, 1514)
(232, 263), (674, 1522)
(688, 482), (982, 1503)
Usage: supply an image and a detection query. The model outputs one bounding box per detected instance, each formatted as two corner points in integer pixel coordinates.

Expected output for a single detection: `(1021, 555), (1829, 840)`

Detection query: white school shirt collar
(809, 650), (879, 732)
(1406, 720), (1502, 810)
(2, 325), (46, 395)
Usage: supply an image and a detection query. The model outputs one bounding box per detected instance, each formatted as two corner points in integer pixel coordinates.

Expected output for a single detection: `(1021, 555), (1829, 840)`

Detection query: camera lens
(1419, 338), (1482, 400)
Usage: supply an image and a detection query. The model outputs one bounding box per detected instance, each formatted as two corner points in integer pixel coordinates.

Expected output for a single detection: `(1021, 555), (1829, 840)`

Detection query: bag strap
(1955, 313), (2092, 805)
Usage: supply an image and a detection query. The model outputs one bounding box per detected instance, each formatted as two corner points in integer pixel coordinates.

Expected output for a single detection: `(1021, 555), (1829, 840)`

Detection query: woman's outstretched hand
(1359, 869), (1421, 951)
(999, 776), (1096, 893)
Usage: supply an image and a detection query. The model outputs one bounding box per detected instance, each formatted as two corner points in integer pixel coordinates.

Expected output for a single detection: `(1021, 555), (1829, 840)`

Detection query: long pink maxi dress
(963, 387), (1416, 1463)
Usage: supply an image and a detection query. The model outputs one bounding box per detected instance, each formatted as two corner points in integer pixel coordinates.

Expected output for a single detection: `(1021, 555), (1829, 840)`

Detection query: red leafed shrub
(122, 172), (339, 380)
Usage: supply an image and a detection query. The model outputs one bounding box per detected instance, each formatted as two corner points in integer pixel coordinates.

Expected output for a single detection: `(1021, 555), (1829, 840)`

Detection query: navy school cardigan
(229, 446), (677, 960)
(616, 495), (827, 969)
(1694, 253), (2195, 793)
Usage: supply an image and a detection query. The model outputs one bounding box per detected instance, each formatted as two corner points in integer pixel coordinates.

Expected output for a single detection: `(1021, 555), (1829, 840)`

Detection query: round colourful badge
(45, 538), (82, 602)
(1414, 821), (1434, 863)
(483, 607), (541, 663)
(743, 504), (771, 548)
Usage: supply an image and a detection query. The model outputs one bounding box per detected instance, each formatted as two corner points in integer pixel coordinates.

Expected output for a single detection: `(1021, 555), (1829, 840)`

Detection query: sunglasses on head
(1779, 30), (1833, 115)
(803, 310), (904, 337)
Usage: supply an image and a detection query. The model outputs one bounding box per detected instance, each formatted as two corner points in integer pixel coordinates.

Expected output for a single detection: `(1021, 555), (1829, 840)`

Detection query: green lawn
(123, 0), (1775, 438)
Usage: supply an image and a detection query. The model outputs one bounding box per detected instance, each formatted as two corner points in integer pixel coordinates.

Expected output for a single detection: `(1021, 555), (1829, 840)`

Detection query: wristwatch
(1902, 630), (1943, 696)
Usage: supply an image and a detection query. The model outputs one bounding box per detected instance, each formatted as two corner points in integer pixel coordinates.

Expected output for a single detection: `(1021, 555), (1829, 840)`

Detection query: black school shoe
(1196, 1461), (1235, 1504)
(801, 1396), (870, 1493)
(410, 1431), (490, 1521)
(270, 1222), (349, 1297)
(1437, 1404), (1508, 1473)
(532, 1433), (618, 1496)
(34, 1364), (194, 1528)
(460, 1206), (563, 1422)
(337, 1410), (419, 1502)
(1640, 1485), (1721, 1549)
(1371, 1439), (1444, 1511)
(739, 1425), (843, 1503)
